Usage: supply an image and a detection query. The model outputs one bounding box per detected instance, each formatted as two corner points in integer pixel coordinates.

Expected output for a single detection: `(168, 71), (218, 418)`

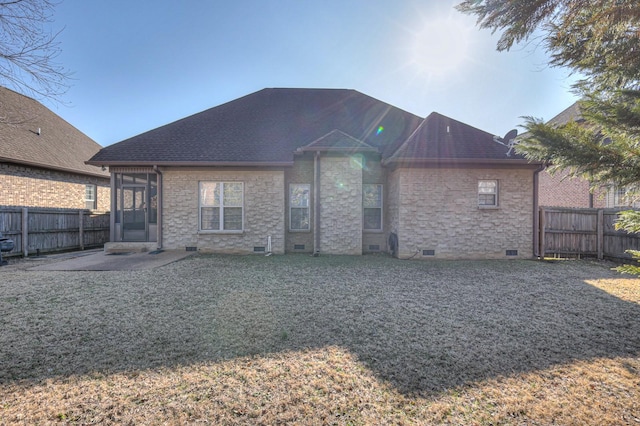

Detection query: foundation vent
(506, 250), (518, 256)
(294, 244), (305, 250)
(368, 245), (381, 252)
(254, 246), (266, 253)
(422, 250), (435, 256)
(185, 246), (197, 252)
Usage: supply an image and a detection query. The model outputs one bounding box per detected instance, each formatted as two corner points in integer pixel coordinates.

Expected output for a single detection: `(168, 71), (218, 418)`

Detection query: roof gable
(297, 130), (378, 153)
(384, 112), (528, 165)
(0, 87), (108, 177)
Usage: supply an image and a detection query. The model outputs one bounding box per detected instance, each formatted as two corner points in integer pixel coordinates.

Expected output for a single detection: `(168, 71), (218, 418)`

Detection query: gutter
(153, 165), (163, 250)
(0, 157), (110, 178)
(382, 157), (542, 168)
(86, 160), (294, 168)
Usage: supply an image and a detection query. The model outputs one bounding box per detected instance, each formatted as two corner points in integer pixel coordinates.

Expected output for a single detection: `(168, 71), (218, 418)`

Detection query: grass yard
(0, 254), (639, 425)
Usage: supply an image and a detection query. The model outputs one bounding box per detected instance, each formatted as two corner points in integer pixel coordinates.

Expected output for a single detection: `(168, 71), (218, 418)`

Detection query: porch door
(121, 185), (147, 241)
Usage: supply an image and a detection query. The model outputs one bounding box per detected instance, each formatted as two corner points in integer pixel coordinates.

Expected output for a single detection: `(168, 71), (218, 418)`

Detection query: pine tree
(457, 0), (640, 272)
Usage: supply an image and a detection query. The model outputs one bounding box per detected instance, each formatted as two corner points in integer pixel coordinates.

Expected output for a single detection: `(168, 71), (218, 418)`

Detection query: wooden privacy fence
(539, 207), (640, 261)
(0, 207), (110, 258)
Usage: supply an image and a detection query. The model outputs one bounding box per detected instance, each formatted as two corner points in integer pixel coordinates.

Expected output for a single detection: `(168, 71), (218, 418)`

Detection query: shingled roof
(0, 87), (108, 178)
(547, 102), (583, 126)
(87, 88), (423, 166)
(383, 112), (529, 166)
(87, 88), (536, 168)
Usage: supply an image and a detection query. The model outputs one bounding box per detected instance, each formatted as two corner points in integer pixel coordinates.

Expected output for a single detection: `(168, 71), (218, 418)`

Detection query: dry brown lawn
(0, 254), (639, 425)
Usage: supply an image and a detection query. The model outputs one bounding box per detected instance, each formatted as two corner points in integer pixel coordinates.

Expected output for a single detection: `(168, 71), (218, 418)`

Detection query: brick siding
(162, 169), (285, 254)
(389, 167), (535, 259)
(319, 156), (363, 255)
(0, 162), (110, 210)
(539, 169), (607, 208)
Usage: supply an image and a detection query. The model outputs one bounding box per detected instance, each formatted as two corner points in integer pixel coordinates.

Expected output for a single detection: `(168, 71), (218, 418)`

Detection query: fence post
(539, 207), (546, 259)
(79, 210), (85, 251)
(21, 207), (28, 257)
(597, 209), (604, 260)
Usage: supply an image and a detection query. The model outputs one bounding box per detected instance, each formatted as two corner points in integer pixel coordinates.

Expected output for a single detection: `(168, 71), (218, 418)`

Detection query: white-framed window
(199, 182), (243, 231)
(289, 184), (310, 231)
(363, 184), (383, 230)
(85, 184), (97, 210)
(478, 180), (498, 207)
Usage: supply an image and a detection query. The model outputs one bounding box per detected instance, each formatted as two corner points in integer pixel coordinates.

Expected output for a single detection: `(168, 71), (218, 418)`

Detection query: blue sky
(42, 0), (578, 146)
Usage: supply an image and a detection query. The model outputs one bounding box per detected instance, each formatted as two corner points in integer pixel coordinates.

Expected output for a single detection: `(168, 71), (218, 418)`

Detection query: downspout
(533, 164), (545, 258)
(313, 151), (321, 256)
(153, 165), (163, 250)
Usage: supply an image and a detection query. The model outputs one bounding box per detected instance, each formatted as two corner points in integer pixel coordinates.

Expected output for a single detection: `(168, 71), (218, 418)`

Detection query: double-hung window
(199, 182), (243, 231)
(363, 184), (383, 230)
(478, 180), (498, 207)
(289, 184), (310, 231)
(85, 184), (97, 210)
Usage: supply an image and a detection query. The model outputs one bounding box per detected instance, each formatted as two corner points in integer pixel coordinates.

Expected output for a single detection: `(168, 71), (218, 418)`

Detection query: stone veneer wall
(284, 159), (314, 253)
(390, 167), (534, 259)
(319, 156), (362, 255)
(0, 162), (110, 210)
(162, 169), (285, 254)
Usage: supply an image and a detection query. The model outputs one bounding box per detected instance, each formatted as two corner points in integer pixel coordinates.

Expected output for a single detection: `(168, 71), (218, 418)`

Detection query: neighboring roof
(547, 102), (583, 126)
(88, 88), (423, 166)
(87, 87), (539, 168)
(296, 130), (378, 153)
(384, 112), (532, 166)
(0, 87), (108, 178)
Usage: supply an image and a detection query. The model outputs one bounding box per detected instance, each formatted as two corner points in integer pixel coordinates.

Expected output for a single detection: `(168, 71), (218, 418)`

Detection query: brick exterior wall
(319, 156), (363, 255)
(539, 169), (607, 208)
(0, 162), (110, 210)
(389, 167), (535, 259)
(162, 169), (285, 254)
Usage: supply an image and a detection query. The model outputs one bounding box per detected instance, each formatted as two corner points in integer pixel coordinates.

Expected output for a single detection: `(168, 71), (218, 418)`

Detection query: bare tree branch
(0, 0), (70, 102)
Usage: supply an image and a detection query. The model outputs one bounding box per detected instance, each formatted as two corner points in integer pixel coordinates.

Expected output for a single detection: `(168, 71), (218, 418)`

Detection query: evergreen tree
(457, 0), (640, 272)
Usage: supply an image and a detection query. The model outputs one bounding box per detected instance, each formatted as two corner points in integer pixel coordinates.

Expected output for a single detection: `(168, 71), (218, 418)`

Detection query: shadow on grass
(1, 254), (638, 396)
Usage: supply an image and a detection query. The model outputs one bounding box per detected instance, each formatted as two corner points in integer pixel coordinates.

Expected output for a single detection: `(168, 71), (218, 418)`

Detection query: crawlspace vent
(368, 245), (381, 251)
(422, 250), (435, 256)
(506, 250), (518, 256)
(294, 244), (305, 250)
(185, 246), (197, 252)
(254, 246), (266, 253)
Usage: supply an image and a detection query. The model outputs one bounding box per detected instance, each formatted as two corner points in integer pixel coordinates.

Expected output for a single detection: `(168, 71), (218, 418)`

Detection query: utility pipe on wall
(533, 164), (545, 257)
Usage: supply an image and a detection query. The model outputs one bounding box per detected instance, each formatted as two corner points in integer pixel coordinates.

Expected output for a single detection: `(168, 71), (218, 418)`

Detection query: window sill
(478, 206), (500, 210)
(198, 230), (244, 235)
(289, 229), (311, 233)
(363, 229), (384, 233)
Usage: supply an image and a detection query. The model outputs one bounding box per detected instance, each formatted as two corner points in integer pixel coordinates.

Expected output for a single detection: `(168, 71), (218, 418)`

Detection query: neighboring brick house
(0, 87), (110, 210)
(87, 88), (543, 259)
(537, 102), (612, 208)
